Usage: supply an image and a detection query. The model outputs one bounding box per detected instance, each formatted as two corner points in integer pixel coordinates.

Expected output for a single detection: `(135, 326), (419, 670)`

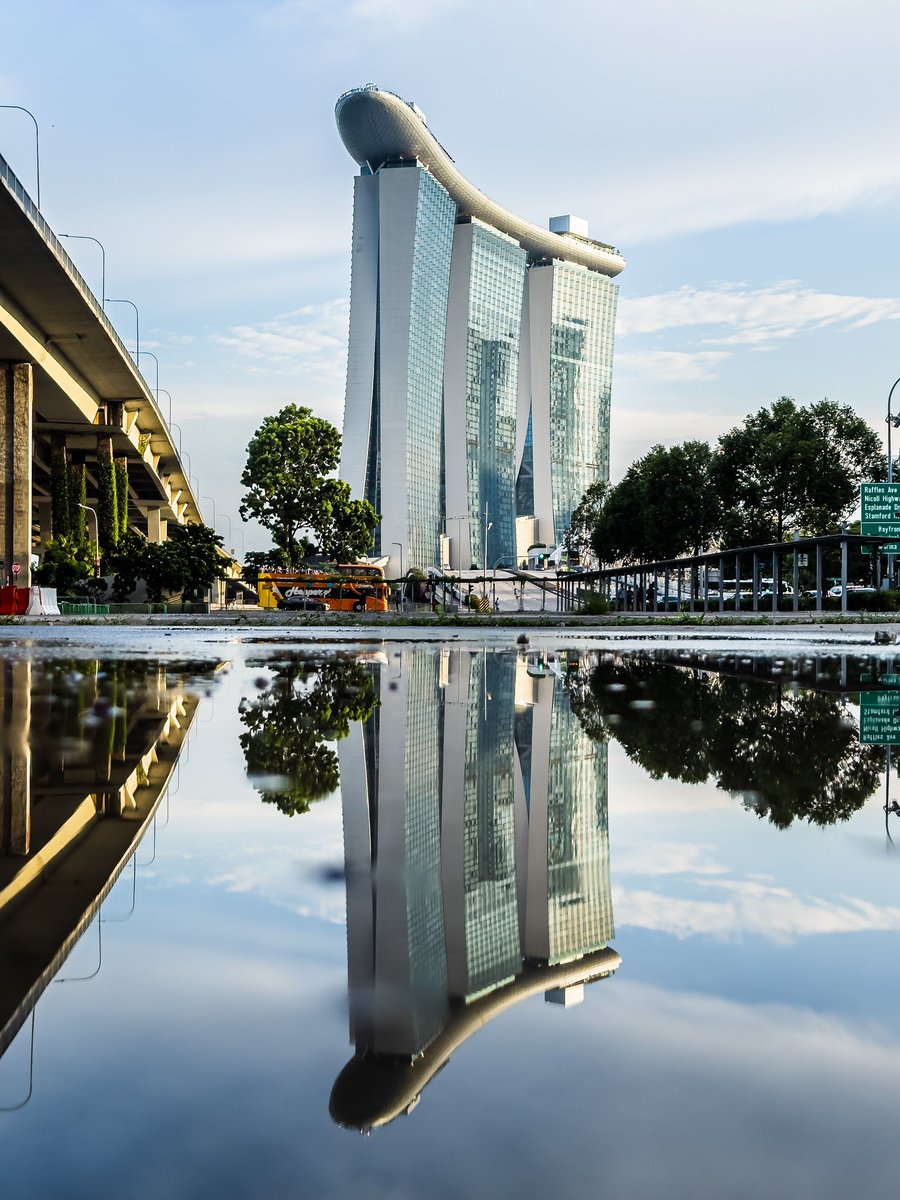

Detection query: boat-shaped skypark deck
(335, 86), (625, 277)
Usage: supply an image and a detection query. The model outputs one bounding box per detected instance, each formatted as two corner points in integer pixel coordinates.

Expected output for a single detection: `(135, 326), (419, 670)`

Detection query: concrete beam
(0, 288), (98, 423)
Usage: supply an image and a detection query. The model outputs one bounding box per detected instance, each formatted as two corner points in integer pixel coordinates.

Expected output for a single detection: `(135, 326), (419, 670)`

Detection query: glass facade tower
(336, 86), (624, 573)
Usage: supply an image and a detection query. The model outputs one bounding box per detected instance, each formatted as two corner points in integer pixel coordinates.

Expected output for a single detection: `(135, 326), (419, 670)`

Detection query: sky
(3, 0), (900, 555)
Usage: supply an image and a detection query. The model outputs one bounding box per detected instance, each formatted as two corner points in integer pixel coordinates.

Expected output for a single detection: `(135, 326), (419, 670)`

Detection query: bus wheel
(352, 601), (365, 612)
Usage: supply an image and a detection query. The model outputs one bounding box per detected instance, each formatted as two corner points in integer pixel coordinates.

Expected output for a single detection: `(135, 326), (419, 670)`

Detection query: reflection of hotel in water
(333, 649), (619, 1129)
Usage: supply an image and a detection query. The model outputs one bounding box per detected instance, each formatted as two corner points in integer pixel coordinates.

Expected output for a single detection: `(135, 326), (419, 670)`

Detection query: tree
(166, 522), (226, 602)
(590, 442), (719, 563)
(238, 658), (378, 816)
(103, 530), (149, 601)
(716, 396), (884, 545)
(33, 537), (94, 593)
(101, 523), (225, 603)
(240, 405), (378, 567)
(566, 480), (608, 566)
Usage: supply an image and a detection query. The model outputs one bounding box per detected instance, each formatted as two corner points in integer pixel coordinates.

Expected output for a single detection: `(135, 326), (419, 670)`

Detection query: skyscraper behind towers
(336, 86), (624, 575)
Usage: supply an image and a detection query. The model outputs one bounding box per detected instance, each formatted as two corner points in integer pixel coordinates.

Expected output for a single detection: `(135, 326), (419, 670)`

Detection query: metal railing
(556, 533), (898, 615)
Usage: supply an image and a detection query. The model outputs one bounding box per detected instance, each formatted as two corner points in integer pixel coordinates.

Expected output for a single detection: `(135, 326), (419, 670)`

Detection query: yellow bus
(258, 565), (390, 612)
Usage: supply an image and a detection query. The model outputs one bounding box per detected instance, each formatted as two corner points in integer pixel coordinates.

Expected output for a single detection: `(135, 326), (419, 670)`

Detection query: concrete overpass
(0, 150), (202, 586)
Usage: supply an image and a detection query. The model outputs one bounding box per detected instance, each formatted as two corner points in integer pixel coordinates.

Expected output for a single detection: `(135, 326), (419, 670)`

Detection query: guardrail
(556, 533), (900, 615)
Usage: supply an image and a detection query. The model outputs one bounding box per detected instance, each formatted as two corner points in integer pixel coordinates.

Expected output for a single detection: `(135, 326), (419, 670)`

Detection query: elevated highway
(0, 151), (201, 585)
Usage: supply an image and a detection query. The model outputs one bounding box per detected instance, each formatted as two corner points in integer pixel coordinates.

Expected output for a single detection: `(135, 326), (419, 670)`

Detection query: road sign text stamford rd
(861, 482), (900, 537)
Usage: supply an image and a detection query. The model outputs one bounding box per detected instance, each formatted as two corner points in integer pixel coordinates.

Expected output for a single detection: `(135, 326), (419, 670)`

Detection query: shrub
(33, 537), (94, 591)
(578, 591), (612, 615)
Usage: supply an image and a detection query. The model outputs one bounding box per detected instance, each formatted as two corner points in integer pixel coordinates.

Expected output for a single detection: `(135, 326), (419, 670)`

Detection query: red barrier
(0, 586), (29, 615)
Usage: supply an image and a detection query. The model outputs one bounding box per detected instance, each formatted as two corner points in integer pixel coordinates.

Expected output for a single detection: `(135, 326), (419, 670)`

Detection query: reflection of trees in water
(239, 657), (378, 816)
(568, 656), (882, 828)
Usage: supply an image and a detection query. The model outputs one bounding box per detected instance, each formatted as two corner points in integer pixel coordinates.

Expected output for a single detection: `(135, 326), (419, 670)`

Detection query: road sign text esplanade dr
(861, 483), (900, 537)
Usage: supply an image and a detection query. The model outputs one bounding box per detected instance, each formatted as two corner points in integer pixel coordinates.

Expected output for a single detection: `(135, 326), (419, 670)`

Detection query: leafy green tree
(33, 537), (94, 592)
(243, 547), (301, 578)
(166, 522), (226, 602)
(566, 480), (608, 565)
(716, 397), (884, 545)
(239, 657), (378, 816)
(591, 442), (718, 563)
(240, 405), (378, 567)
(592, 471), (647, 564)
(103, 530), (149, 601)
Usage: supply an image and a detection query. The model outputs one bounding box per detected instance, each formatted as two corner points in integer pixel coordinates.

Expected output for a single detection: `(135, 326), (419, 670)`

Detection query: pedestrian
(493, 597), (499, 613)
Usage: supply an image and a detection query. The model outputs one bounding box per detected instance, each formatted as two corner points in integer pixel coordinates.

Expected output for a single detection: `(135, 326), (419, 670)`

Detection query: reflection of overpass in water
(332, 648), (619, 1131)
(0, 661), (205, 1063)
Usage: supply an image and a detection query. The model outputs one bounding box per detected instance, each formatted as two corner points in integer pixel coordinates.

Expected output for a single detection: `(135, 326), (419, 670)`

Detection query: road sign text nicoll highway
(860, 482), (900, 537)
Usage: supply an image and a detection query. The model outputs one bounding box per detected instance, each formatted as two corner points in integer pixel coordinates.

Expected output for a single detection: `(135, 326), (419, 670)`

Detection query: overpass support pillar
(0, 661), (32, 857)
(145, 507), (166, 544)
(0, 364), (33, 588)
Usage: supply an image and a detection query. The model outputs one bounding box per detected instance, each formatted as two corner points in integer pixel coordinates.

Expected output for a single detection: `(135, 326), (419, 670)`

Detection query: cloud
(210, 298), (349, 382)
(618, 282), (900, 347)
(616, 348), (731, 382)
(262, 0), (467, 31)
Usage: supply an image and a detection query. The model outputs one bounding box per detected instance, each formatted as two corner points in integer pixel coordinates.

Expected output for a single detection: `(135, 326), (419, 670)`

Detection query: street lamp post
(202, 494), (217, 530)
(59, 234), (105, 306)
(158, 388), (173, 426)
(492, 554), (517, 611)
(106, 298), (140, 366)
(221, 512), (233, 554)
(138, 350), (159, 402)
(169, 421), (183, 455)
(0, 105), (40, 208)
(79, 503), (101, 575)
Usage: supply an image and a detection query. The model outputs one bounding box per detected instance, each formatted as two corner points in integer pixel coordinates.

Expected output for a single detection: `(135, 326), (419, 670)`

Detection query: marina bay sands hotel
(336, 86), (624, 575)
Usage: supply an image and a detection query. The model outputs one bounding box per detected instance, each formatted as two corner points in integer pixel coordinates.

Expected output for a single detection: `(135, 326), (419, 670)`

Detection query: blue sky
(3, 0), (900, 553)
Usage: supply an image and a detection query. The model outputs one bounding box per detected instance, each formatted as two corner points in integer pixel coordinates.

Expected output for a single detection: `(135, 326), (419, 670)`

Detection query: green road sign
(862, 542), (900, 553)
(861, 482), (900, 537)
(859, 690), (900, 744)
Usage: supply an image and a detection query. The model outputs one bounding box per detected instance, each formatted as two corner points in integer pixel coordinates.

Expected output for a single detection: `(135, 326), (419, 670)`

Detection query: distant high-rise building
(335, 86), (624, 574)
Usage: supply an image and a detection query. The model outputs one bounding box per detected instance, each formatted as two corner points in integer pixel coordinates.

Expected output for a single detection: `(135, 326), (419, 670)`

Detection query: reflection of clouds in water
(615, 878), (900, 942)
(615, 841), (728, 877)
(207, 857), (346, 926)
(561, 980), (900, 1200)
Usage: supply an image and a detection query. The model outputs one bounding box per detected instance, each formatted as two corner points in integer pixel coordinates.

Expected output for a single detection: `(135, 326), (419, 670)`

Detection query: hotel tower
(336, 86), (624, 575)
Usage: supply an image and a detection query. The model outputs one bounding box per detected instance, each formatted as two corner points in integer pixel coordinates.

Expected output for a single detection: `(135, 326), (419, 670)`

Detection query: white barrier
(25, 586), (59, 616)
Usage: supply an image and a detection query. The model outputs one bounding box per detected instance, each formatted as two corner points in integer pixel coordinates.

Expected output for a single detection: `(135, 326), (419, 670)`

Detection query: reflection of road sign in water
(861, 482), (900, 537)
(859, 691), (900, 744)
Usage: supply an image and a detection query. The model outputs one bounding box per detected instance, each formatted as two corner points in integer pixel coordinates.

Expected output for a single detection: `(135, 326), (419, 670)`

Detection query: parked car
(826, 584), (876, 598)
